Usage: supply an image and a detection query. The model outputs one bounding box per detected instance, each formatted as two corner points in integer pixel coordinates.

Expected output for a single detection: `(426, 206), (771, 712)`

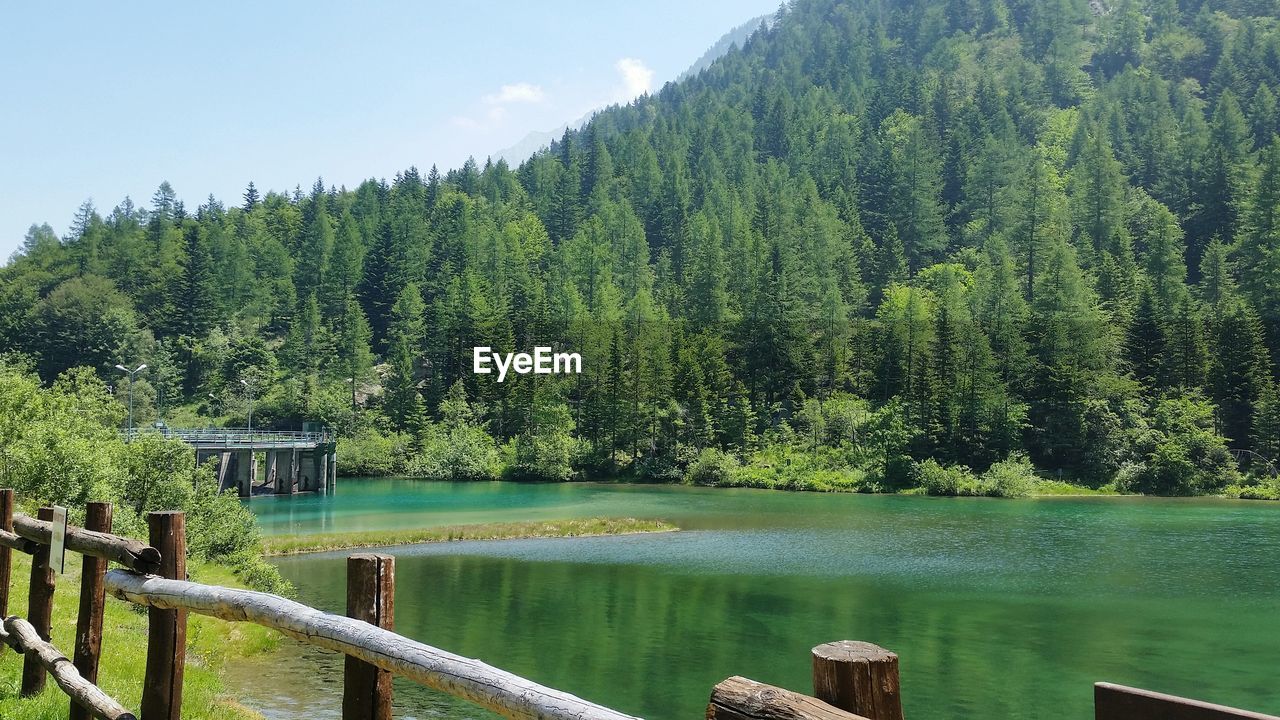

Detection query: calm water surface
(234, 480), (1280, 720)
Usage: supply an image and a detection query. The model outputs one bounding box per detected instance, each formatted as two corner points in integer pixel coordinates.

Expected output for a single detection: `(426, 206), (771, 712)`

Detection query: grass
(0, 554), (278, 720)
(1030, 479), (1121, 496)
(262, 517), (678, 556)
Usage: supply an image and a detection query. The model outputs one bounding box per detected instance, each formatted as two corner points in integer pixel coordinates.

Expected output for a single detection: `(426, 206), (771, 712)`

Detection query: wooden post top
(812, 641), (898, 664)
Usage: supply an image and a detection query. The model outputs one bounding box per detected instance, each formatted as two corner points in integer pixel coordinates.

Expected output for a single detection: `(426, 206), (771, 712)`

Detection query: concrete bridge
(147, 428), (337, 498)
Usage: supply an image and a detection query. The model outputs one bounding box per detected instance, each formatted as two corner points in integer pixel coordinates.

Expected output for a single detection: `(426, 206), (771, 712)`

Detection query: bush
(0, 362), (289, 593)
(978, 453), (1036, 498)
(1128, 393), (1239, 495)
(337, 428), (411, 476)
(406, 424), (501, 481)
(913, 454), (1035, 498)
(713, 445), (871, 491)
(914, 459), (981, 496)
(686, 448), (740, 486)
(1223, 477), (1280, 500)
(509, 386), (578, 481)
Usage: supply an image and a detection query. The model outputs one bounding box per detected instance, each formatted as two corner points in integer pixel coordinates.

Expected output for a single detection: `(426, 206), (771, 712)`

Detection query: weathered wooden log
(708, 676), (872, 720)
(104, 570), (640, 720)
(812, 642), (903, 720)
(22, 507), (56, 696)
(142, 511), (187, 720)
(344, 553), (395, 720)
(2, 616), (137, 720)
(1095, 683), (1280, 720)
(13, 514), (161, 574)
(72, 502), (113, 720)
(0, 528), (39, 555)
(0, 490), (14, 617)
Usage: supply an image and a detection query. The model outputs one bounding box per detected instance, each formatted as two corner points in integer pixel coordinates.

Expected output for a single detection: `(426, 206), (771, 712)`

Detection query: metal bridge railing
(121, 428), (333, 445)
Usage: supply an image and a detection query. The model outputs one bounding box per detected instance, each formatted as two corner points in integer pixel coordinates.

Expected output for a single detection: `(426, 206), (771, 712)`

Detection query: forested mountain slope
(6, 0), (1280, 494)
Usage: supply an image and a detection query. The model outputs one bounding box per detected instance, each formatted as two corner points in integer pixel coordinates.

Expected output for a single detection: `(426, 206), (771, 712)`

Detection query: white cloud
(483, 82), (546, 105)
(455, 82), (545, 132)
(613, 58), (654, 103)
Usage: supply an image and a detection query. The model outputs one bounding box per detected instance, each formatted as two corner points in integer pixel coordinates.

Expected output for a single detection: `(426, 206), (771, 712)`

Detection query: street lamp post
(114, 363), (147, 441)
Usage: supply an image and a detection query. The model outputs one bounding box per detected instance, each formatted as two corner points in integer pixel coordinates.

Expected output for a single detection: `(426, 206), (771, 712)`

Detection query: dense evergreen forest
(6, 0), (1280, 497)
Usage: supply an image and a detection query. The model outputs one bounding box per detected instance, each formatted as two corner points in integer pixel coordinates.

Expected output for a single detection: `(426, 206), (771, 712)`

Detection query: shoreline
(261, 517), (679, 556)
(330, 474), (1278, 501)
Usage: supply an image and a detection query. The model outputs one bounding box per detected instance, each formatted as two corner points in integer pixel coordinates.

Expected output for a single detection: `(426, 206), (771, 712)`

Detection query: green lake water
(238, 479), (1280, 720)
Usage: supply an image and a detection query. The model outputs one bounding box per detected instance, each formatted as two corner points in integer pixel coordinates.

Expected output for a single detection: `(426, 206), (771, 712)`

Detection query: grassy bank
(262, 517), (678, 556)
(0, 554), (278, 720)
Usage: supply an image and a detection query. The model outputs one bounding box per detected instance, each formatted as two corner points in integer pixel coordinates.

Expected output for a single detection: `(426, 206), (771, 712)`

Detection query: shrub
(978, 453), (1036, 498)
(406, 424), (501, 481)
(337, 428), (411, 476)
(1223, 477), (1280, 500)
(914, 459), (981, 496)
(0, 362), (289, 593)
(509, 386), (578, 481)
(1128, 393), (1239, 495)
(686, 448), (740, 486)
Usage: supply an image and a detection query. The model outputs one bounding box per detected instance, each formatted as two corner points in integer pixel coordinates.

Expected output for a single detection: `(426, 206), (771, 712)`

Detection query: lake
(237, 479), (1280, 720)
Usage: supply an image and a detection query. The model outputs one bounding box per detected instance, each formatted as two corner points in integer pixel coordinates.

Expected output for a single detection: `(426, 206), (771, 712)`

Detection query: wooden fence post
(142, 511), (187, 720)
(0, 489), (13, 617)
(343, 553), (395, 720)
(812, 641), (904, 720)
(22, 507), (56, 696)
(71, 502), (113, 720)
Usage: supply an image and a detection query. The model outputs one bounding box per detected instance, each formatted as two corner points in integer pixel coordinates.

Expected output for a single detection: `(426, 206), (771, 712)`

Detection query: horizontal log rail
(12, 514), (161, 574)
(104, 570), (641, 720)
(0, 528), (38, 555)
(0, 615), (137, 720)
(708, 676), (871, 720)
(1095, 683), (1280, 720)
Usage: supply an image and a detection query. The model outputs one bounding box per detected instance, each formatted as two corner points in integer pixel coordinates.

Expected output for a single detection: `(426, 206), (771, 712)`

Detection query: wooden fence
(0, 491), (1276, 720)
(707, 642), (1280, 720)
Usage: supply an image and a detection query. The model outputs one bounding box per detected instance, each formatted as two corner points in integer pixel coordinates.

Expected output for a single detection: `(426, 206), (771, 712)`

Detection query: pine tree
(242, 182), (260, 211)
(1127, 284), (1168, 387)
(1069, 129), (1127, 261)
(884, 111), (946, 271)
(1198, 237), (1237, 319)
(165, 222), (219, 338)
(1253, 381), (1280, 464)
(1190, 92), (1253, 261)
(1209, 300), (1270, 449)
(324, 209), (365, 323)
(1165, 296), (1208, 390)
(384, 284), (428, 434)
(1237, 138), (1280, 338)
(339, 296), (374, 411)
(1010, 150), (1066, 304)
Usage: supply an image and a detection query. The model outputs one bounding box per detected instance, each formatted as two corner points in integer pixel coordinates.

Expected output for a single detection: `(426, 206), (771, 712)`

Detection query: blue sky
(1, 1), (778, 261)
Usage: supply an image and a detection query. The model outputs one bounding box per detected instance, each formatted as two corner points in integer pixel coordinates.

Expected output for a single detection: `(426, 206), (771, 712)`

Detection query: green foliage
(336, 427), (412, 476)
(9, 0), (1280, 496)
(1124, 392), (1240, 495)
(405, 383), (502, 480)
(510, 384), (579, 481)
(914, 454), (1036, 498)
(915, 459), (981, 496)
(979, 454), (1038, 498)
(685, 448), (741, 486)
(0, 361), (288, 592)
